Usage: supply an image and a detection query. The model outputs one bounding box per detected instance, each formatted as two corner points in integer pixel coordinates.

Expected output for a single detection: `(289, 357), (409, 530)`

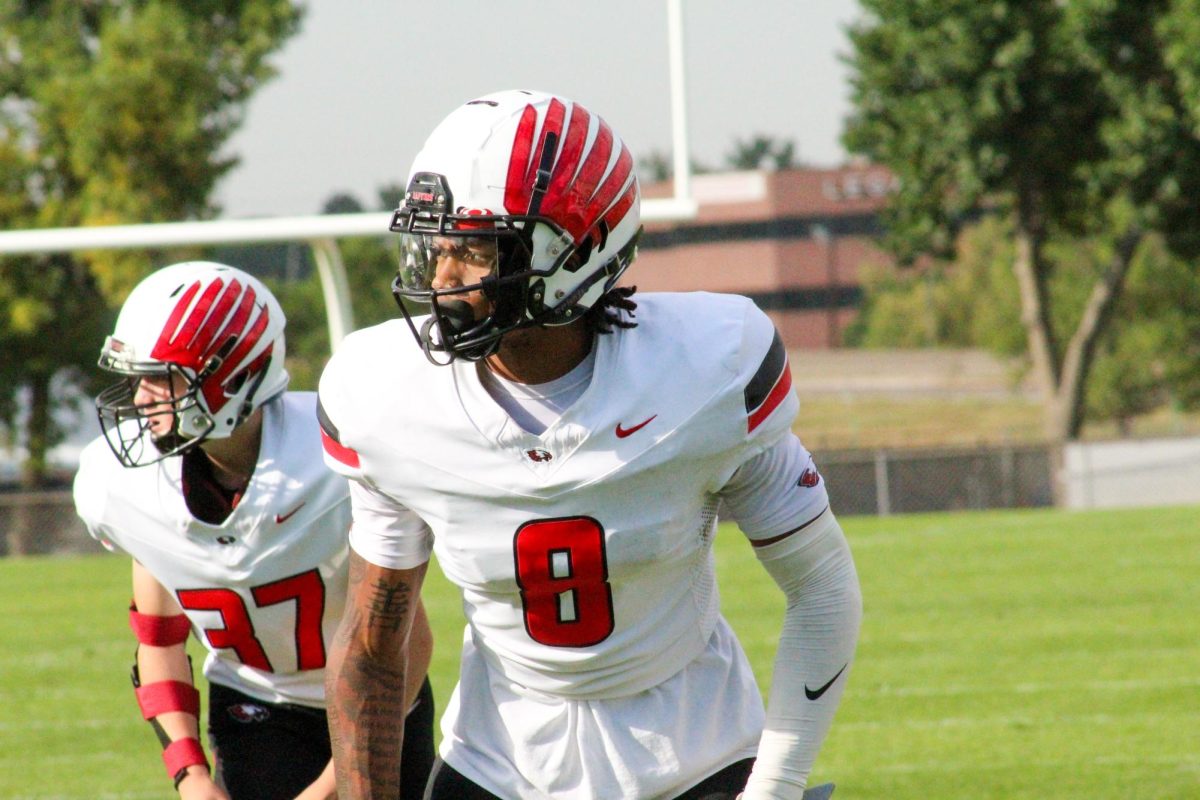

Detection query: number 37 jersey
(318, 292), (824, 699)
(73, 393), (351, 707)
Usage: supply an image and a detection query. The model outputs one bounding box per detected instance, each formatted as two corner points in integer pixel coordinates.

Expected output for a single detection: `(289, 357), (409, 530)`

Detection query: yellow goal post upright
(0, 0), (698, 352)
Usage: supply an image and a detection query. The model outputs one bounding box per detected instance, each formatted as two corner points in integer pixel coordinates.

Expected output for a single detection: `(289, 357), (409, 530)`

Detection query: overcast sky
(214, 0), (863, 219)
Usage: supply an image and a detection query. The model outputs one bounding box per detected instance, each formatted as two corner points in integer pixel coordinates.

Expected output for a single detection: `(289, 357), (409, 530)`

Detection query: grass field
(1, 505), (1196, 799)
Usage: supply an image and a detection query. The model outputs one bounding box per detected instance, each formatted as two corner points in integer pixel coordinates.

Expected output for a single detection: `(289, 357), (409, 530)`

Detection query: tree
(322, 192), (365, 215)
(844, 0), (1200, 457)
(0, 1), (302, 490)
(724, 134), (798, 171)
(635, 149), (712, 184)
(847, 218), (1200, 431)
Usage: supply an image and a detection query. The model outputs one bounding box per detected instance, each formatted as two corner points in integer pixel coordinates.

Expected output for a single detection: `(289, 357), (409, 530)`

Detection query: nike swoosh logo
(804, 663), (847, 701)
(275, 502), (306, 524)
(615, 415), (657, 438)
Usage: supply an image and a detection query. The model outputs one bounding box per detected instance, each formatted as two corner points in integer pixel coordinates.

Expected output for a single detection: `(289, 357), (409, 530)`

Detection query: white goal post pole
(667, 0), (697, 214)
(0, 199), (696, 352)
(310, 238), (356, 349)
(0, 212), (386, 351)
(0, 194), (695, 352)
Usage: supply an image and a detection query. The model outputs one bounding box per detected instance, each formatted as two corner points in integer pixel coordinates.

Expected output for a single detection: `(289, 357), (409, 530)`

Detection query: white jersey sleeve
(710, 300), (827, 537)
(703, 298), (802, 496)
(317, 332), (433, 570)
(316, 381), (366, 483)
(73, 443), (120, 553)
(346, 480), (433, 570)
(719, 435), (829, 539)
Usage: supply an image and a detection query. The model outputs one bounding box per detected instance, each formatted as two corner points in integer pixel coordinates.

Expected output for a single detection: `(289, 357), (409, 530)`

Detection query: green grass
(2, 505), (1197, 798)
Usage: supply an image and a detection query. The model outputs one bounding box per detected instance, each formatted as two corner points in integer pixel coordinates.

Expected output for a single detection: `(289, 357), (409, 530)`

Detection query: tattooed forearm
(368, 578), (412, 633)
(329, 651), (406, 797)
(326, 555), (427, 799)
(335, 604), (364, 646)
(346, 549), (366, 588)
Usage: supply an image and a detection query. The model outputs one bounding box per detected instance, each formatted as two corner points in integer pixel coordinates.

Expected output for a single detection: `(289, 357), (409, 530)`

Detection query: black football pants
(207, 676), (435, 800)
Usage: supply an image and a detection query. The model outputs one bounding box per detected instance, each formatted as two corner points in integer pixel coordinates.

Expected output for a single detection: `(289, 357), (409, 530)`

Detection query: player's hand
(177, 767), (230, 800)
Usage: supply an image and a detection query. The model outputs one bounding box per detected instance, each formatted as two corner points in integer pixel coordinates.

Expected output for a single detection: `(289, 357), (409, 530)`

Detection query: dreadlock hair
(585, 285), (638, 335)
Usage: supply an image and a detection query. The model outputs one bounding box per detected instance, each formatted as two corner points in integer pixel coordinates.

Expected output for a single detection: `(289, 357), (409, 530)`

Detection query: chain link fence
(0, 489), (103, 557)
(3, 444), (1058, 558)
(817, 443), (1054, 516)
(9, 437), (1198, 557)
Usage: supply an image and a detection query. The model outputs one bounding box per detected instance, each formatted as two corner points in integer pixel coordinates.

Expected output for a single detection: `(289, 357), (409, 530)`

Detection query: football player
(73, 261), (436, 800)
(318, 90), (862, 800)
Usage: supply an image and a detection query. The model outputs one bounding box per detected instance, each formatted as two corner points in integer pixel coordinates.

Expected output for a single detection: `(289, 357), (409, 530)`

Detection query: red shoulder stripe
(320, 426), (360, 469)
(317, 397), (360, 468)
(747, 356), (792, 433)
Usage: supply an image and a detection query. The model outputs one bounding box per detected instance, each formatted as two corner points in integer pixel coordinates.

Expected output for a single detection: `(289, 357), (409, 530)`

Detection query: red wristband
(135, 680), (200, 719)
(162, 737), (208, 782)
(129, 602), (192, 646)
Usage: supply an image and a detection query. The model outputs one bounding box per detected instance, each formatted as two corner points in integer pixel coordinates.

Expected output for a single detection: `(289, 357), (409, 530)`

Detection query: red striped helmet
(390, 89), (641, 362)
(96, 261), (288, 466)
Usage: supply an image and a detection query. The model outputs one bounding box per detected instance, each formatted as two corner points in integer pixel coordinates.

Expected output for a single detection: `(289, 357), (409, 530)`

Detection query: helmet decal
(95, 261), (288, 467)
(504, 99), (636, 245)
(205, 310), (272, 410)
(150, 278), (274, 413)
(152, 278), (245, 367)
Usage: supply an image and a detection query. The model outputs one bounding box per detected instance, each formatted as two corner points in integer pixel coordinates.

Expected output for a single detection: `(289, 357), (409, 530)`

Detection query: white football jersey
(74, 392), (351, 708)
(318, 293), (829, 797)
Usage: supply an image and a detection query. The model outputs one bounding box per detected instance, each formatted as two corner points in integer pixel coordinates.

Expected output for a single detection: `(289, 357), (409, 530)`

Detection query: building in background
(636, 165), (895, 349)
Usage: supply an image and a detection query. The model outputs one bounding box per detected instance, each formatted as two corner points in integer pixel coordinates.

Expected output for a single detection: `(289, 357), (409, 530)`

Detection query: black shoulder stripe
(316, 396), (340, 441)
(744, 329), (787, 413)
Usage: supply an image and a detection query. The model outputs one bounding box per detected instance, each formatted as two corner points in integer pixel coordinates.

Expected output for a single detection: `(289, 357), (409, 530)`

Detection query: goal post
(0, 198), (696, 350)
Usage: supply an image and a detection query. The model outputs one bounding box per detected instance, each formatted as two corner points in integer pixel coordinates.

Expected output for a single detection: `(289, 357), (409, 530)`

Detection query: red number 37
(513, 517), (615, 647)
(177, 568), (326, 672)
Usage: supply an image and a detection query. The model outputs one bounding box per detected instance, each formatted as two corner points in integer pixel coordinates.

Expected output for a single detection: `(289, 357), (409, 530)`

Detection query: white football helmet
(390, 89), (642, 362)
(95, 261), (289, 467)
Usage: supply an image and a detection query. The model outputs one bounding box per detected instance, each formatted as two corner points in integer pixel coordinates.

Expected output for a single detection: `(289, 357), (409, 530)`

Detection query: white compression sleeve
(741, 509), (862, 800)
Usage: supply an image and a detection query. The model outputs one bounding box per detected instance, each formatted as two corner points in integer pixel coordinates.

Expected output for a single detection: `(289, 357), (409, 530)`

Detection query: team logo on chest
(525, 448), (553, 463)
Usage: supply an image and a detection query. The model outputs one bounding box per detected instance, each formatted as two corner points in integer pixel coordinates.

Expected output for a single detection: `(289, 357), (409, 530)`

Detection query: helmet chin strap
(439, 299), (477, 335)
(150, 430), (192, 456)
(419, 318), (455, 366)
(420, 299), (502, 365)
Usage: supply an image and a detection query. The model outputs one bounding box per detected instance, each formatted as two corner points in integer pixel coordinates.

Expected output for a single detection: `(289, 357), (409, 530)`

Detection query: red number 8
(513, 516), (614, 647)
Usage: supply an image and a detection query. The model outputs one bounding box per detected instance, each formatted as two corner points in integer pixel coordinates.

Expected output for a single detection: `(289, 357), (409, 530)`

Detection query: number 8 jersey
(73, 393), (351, 708)
(317, 293), (828, 699)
